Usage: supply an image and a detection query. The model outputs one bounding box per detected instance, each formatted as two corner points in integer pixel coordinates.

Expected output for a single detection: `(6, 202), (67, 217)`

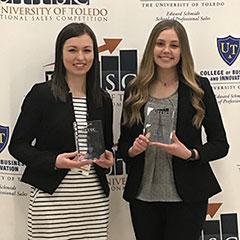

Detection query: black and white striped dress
(27, 97), (109, 240)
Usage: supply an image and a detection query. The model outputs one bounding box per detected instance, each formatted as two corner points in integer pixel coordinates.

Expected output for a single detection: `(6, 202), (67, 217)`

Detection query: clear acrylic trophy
(143, 105), (175, 144)
(73, 120), (105, 161)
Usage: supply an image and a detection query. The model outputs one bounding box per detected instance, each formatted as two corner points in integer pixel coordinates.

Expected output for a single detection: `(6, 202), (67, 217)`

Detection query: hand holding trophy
(73, 120), (107, 174)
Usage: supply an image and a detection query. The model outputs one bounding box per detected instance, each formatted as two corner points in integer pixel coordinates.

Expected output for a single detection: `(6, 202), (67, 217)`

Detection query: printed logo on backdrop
(106, 156), (128, 192)
(100, 41), (137, 104)
(0, 125), (24, 177)
(0, 0), (108, 22)
(0, 125), (26, 197)
(200, 203), (239, 240)
(1, 0), (90, 4)
(0, 158), (26, 196)
(0, 125), (9, 153)
(217, 36), (240, 66)
(140, 0), (225, 23)
(99, 40), (137, 192)
(140, 0), (225, 7)
(199, 35), (240, 106)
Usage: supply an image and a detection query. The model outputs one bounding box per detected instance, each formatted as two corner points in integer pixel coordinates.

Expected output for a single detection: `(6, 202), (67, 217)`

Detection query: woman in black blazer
(118, 20), (229, 240)
(9, 23), (114, 240)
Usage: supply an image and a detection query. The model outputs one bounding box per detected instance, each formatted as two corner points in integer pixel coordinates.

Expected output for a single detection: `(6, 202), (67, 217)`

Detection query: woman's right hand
(55, 151), (92, 169)
(128, 132), (151, 158)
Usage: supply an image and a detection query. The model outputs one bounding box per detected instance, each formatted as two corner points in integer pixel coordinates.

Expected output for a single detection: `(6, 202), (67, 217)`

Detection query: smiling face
(153, 28), (181, 71)
(62, 34), (94, 80)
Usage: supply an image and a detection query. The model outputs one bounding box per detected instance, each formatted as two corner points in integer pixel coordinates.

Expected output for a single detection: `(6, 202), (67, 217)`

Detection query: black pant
(129, 199), (208, 240)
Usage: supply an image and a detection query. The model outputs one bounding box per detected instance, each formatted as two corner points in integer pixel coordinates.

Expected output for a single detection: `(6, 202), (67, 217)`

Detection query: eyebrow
(156, 40), (180, 45)
(156, 39), (179, 42)
(65, 45), (93, 48)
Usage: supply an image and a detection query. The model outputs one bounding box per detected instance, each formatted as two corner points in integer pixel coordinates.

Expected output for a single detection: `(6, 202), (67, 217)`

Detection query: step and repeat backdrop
(1, 0), (240, 239)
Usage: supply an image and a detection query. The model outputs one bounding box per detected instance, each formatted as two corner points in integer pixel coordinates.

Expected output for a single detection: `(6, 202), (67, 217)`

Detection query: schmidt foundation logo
(217, 35), (240, 66)
(0, 0), (90, 5)
(200, 203), (239, 240)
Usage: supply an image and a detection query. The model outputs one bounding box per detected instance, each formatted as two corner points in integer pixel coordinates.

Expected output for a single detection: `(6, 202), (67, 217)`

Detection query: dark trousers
(129, 199), (208, 240)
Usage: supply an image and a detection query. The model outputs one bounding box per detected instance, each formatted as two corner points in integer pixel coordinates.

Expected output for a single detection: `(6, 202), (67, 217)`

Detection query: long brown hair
(123, 19), (205, 128)
(51, 22), (102, 106)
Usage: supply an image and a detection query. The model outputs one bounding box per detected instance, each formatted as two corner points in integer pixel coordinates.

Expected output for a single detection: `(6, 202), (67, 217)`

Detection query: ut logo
(217, 35), (240, 66)
(0, 133), (5, 144)
(0, 125), (9, 153)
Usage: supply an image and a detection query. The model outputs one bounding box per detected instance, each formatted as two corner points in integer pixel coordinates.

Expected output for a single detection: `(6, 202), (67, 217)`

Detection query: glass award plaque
(73, 120), (105, 161)
(143, 105), (175, 144)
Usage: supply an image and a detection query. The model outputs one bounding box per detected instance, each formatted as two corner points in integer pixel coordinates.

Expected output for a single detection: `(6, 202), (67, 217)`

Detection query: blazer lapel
(176, 79), (193, 141)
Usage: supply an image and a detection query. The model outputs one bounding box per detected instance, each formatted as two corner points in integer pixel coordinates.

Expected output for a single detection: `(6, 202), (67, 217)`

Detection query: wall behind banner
(1, 0), (240, 239)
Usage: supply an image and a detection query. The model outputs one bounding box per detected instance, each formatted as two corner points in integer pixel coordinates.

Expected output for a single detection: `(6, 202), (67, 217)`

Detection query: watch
(186, 149), (196, 161)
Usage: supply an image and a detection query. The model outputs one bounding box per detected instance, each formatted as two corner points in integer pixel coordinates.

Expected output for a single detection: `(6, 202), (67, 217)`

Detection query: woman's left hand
(149, 130), (192, 160)
(93, 150), (114, 168)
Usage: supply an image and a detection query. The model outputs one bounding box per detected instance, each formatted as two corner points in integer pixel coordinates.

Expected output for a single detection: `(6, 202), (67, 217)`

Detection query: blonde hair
(123, 20), (205, 128)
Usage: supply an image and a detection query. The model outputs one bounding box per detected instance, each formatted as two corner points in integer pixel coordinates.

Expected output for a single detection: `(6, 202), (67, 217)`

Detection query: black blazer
(118, 76), (229, 203)
(9, 81), (113, 196)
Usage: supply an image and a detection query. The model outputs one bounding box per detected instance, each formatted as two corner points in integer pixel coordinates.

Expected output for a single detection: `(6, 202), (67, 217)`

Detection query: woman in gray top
(118, 20), (229, 240)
